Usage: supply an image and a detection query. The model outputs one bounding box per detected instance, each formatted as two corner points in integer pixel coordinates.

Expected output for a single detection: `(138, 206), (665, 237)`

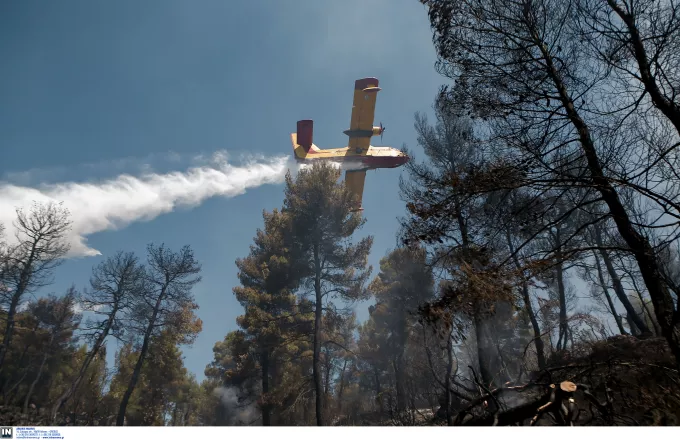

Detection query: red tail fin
(297, 120), (313, 151)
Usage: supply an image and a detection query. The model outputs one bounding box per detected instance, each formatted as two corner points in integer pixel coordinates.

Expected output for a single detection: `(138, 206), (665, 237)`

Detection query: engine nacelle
(343, 125), (385, 138)
(297, 120), (313, 149)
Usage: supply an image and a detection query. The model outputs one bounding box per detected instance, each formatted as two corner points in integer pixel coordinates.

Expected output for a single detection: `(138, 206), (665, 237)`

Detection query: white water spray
(296, 159), (367, 172)
(0, 153), (292, 257)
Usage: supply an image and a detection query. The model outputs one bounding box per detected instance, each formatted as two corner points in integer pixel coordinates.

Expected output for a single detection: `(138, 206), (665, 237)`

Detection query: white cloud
(0, 152), (292, 258)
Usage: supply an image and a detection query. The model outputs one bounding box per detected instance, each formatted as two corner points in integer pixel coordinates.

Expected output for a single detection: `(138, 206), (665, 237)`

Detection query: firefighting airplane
(291, 77), (409, 211)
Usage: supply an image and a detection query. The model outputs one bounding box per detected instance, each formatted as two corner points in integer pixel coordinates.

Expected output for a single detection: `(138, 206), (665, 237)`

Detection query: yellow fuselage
(291, 133), (408, 170)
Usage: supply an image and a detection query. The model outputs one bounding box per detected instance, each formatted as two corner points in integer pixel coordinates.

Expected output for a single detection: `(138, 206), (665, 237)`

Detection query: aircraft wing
(345, 170), (367, 210)
(348, 78), (380, 150)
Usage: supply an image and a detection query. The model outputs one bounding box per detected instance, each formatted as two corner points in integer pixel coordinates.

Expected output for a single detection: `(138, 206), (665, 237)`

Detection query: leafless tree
(420, 0), (680, 366)
(116, 243), (201, 426)
(0, 201), (71, 373)
(575, 0), (680, 135)
(400, 104), (505, 386)
(51, 251), (145, 421)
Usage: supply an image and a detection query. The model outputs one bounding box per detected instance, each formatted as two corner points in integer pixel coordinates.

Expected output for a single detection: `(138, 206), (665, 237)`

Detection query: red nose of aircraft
(396, 152), (409, 166)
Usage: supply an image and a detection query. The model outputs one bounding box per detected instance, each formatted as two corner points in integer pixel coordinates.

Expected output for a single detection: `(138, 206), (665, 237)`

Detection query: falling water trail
(0, 153), (292, 257)
(296, 159), (366, 172)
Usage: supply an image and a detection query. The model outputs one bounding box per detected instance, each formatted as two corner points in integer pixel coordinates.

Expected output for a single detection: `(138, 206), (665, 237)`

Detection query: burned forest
(1, 0), (680, 428)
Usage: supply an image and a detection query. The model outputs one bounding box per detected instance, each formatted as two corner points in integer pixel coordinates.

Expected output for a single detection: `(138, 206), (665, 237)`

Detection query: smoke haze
(213, 386), (258, 425)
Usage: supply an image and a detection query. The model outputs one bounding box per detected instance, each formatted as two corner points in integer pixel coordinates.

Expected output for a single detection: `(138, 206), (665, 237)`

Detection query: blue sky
(0, 0), (444, 381)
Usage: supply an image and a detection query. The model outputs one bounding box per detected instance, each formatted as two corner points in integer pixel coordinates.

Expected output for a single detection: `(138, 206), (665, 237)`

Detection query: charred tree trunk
(473, 315), (498, 387)
(0, 296), (22, 377)
(2, 322), (40, 404)
(555, 259), (568, 351)
(23, 327), (60, 415)
(312, 243), (324, 426)
(22, 353), (47, 414)
(531, 22), (680, 368)
(4, 370), (29, 405)
(394, 359), (407, 413)
(550, 228), (569, 352)
(598, 249), (651, 335)
(605, 0), (680, 136)
(374, 367), (383, 413)
(270, 357), (279, 425)
(336, 359), (348, 414)
(323, 347), (332, 398)
(394, 316), (408, 413)
(593, 252), (627, 335)
(52, 306), (118, 422)
(445, 332), (454, 426)
(261, 349), (271, 426)
(594, 227), (651, 335)
(620, 263), (663, 336)
(506, 229), (546, 369)
(0, 249), (36, 373)
(116, 290), (165, 426)
(522, 282), (546, 368)
(456, 202), (496, 385)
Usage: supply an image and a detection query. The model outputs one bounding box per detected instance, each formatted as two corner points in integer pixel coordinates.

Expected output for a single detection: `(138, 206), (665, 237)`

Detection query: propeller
(380, 122), (386, 142)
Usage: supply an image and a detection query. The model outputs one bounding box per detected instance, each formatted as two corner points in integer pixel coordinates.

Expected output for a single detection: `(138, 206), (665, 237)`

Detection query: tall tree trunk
(261, 349), (271, 426)
(394, 317), (407, 413)
(593, 251), (627, 335)
(445, 332), (454, 426)
(473, 315), (497, 386)
(116, 290), (164, 426)
(71, 395), (82, 426)
(270, 357), (279, 425)
(551, 228), (569, 352)
(0, 295), (21, 377)
(323, 348), (332, 403)
(52, 307), (118, 422)
(336, 359), (348, 414)
(2, 323), (39, 404)
(312, 243), (324, 426)
(605, 0), (680, 136)
(393, 357), (406, 413)
(23, 348), (50, 414)
(594, 229), (651, 335)
(183, 404), (191, 426)
(620, 262), (663, 336)
(521, 282), (546, 368)
(555, 259), (568, 351)
(171, 405), (179, 426)
(506, 229), (546, 369)
(0, 249), (36, 373)
(456, 202), (496, 385)
(4, 370), (29, 405)
(373, 367), (383, 413)
(534, 27), (680, 367)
